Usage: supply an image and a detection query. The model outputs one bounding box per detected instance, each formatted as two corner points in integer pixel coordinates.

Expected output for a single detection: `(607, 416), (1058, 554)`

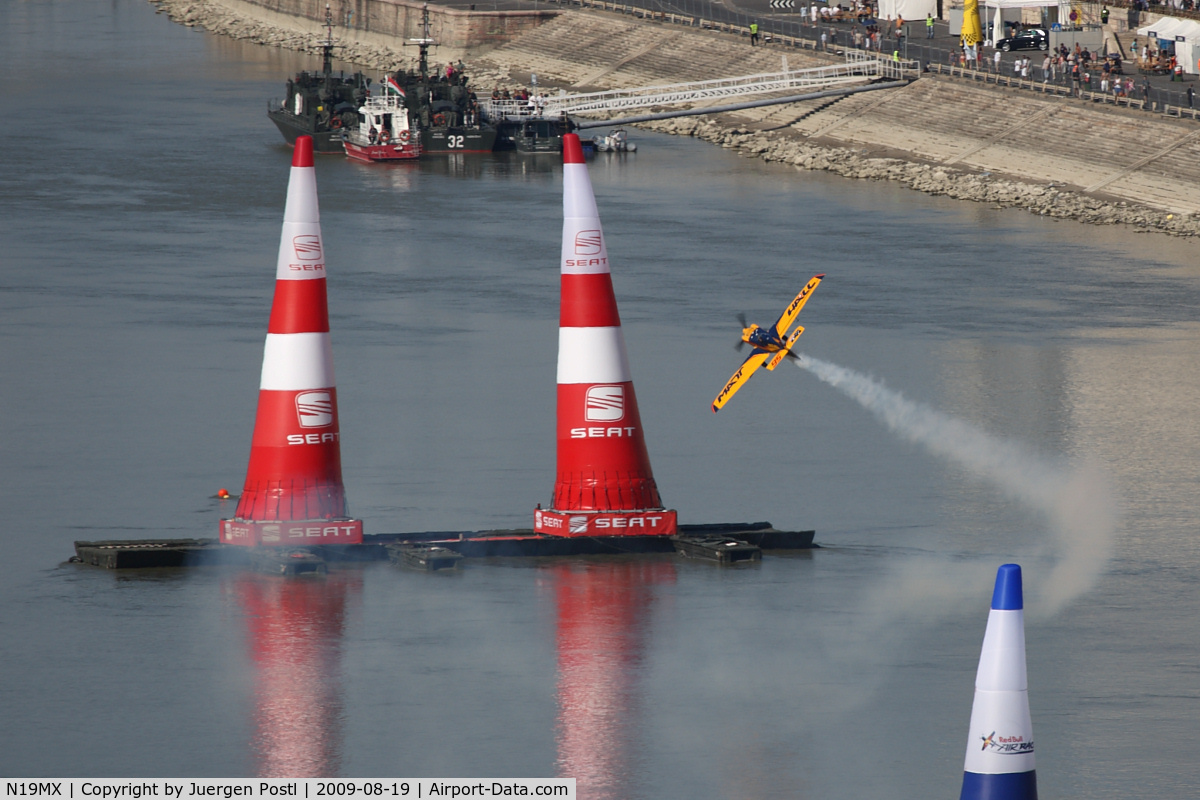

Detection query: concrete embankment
(153, 0), (1200, 236)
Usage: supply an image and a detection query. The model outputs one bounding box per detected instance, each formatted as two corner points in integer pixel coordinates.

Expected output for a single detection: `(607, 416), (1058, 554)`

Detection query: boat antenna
(406, 2), (437, 81)
(321, 3), (335, 77)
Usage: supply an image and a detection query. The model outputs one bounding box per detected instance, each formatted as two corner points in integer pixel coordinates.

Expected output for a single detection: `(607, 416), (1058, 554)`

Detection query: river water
(2, 1), (1198, 796)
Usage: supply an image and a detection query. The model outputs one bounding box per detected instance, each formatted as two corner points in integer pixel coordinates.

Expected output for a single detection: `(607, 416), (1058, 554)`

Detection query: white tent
(980, 0), (1072, 45)
(1137, 15), (1200, 74)
(1137, 15), (1200, 40)
(877, 0), (936, 22)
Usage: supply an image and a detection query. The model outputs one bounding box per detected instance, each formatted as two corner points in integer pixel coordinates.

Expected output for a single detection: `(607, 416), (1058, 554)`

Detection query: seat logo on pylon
(295, 391), (334, 427)
(569, 516), (589, 534)
(574, 230), (602, 255)
(292, 234), (323, 261)
(585, 385), (625, 421)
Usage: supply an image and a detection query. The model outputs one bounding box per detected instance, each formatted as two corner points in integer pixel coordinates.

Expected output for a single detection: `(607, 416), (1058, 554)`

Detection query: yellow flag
(962, 0), (983, 46)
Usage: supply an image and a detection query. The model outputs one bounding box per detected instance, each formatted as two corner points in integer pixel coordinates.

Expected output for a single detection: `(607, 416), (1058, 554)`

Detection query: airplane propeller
(735, 313), (749, 351)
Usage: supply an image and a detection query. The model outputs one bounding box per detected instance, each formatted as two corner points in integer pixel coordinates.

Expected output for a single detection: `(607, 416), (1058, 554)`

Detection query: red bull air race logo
(980, 732), (1035, 755)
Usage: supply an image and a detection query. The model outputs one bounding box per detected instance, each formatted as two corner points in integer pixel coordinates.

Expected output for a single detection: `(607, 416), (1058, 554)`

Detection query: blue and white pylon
(960, 564), (1038, 800)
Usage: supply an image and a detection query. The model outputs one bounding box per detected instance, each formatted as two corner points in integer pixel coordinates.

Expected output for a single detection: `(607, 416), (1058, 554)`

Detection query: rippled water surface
(2, 2), (1198, 797)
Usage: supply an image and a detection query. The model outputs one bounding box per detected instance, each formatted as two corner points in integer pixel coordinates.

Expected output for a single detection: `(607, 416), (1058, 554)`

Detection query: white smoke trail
(795, 354), (1118, 614)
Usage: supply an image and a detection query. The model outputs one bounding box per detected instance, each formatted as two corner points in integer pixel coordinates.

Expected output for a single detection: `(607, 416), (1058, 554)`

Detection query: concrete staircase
(757, 93), (851, 129)
(477, 10), (827, 89)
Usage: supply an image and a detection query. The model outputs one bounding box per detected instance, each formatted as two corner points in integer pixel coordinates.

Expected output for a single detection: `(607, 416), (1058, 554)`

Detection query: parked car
(996, 28), (1049, 52)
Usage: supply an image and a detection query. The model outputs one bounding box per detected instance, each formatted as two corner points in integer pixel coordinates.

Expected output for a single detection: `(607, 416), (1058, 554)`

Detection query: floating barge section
(387, 543), (465, 571)
(71, 522), (815, 569)
(671, 536), (762, 564)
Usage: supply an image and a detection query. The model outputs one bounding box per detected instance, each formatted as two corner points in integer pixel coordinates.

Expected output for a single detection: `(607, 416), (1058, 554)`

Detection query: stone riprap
(152, 0), (410, 69)
(633, 115), (1200, 235)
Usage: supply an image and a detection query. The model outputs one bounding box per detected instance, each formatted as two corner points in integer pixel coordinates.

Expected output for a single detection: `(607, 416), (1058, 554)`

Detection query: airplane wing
(765, 325), (804, 371)
(772, 274), (825, 338)
(713, 350), (770, 412)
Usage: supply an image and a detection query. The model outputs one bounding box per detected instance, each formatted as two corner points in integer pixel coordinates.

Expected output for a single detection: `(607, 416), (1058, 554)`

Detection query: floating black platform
(71, 538), (244, 569)
(387, 543), (464, 571)
(71, 522), (814, 569)
(671, 536), (763, 564)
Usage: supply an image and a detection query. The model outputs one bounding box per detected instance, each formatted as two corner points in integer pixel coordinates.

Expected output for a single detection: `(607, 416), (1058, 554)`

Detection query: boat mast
(321, 3), (335, 78)
(410, 3), (435, 81)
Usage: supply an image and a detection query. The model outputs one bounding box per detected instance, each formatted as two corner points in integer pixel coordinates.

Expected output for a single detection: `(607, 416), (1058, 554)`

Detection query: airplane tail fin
(765, 325), (804, 371)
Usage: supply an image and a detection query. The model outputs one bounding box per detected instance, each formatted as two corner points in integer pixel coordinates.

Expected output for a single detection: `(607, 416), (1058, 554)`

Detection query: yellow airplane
(712, 274), (824, 413)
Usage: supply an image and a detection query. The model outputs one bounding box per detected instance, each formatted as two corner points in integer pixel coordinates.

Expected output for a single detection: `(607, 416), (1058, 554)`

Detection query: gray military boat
(385, 4), (497, 155)
(267, 6), (369, 154)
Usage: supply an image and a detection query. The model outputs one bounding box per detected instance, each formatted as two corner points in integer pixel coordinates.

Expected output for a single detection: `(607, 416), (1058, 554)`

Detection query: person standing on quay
(750, 21), (760, 46)
(926, 13), (935, 38)
(1188, 85), (1194, 109)
(994, 48), (1002, 73)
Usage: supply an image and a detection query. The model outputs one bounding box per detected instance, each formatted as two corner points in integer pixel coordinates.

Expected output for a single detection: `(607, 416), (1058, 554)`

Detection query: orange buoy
(217, 488), (231, 499)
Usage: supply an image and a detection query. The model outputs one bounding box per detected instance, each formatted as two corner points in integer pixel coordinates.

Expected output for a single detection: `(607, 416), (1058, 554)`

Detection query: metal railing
(927, 61), (1200, 117)
(481, 53), (916, 121)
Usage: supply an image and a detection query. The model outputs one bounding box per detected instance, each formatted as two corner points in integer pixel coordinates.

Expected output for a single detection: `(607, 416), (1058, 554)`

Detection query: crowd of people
(1130, 0), (1200, 11)
(1134, 39), (1189, 79)
(944, 37), (1175, 100)
(803, 2), (875, 24)
(489, 86), (553, 116)
(736, 1), (1197, 110)
(785, 5), (930, 52)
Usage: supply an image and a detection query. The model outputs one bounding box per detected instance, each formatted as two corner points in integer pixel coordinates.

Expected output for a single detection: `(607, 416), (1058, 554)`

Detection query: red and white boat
(342, 86), (421, 162)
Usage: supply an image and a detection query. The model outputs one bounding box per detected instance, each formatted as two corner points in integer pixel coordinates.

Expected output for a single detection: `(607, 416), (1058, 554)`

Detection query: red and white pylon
(534, 133), (676, 538)
(221, 136), (362, 547)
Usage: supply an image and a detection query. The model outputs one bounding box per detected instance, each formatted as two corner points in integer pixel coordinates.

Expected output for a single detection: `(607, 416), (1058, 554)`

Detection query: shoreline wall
(231, 0), (556, 48)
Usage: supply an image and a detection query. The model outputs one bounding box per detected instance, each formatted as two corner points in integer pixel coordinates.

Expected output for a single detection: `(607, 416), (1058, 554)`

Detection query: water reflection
(345, 159), (421, 191)
(230, 570), (362, 778)
(939, 341), (1072, 453)
(423, 151), (560, 181)
(338, 151), (561, 191)
(549, 559), (675, 800)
